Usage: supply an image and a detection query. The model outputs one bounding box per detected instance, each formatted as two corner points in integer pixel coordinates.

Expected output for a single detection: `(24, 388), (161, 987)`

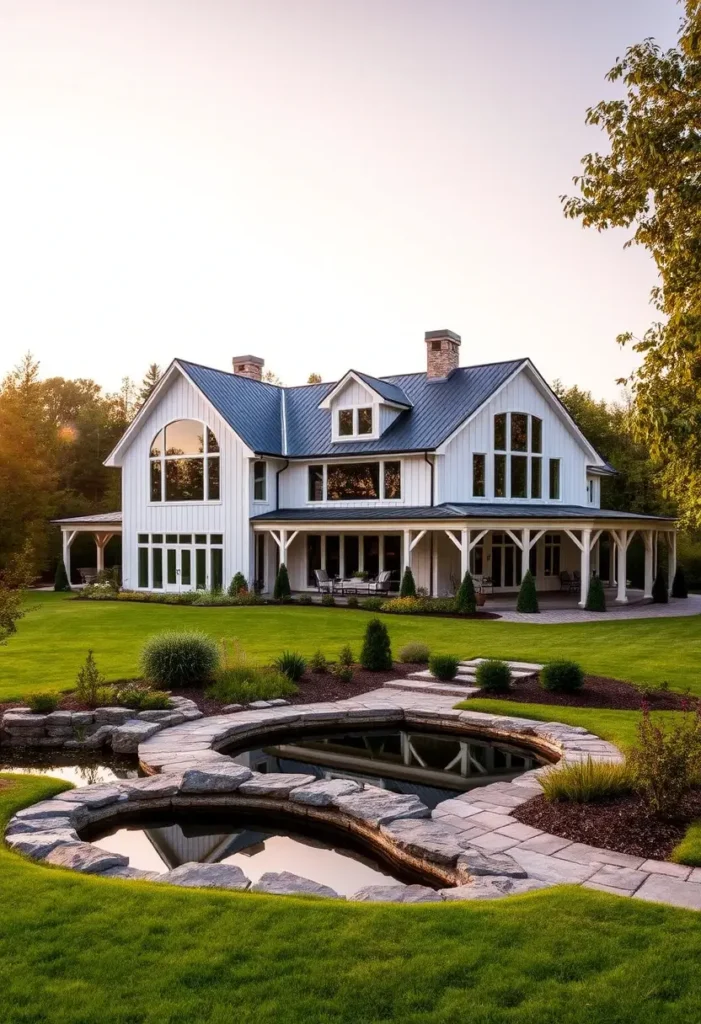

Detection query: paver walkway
(494, 593), (701, 624)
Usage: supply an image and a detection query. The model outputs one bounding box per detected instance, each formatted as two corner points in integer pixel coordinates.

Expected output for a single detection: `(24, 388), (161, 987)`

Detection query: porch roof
(53, 512), (122, 531)
(251, 503), (675, 525)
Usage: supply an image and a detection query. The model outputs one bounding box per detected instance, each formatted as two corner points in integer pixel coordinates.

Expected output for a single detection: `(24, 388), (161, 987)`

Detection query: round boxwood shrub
(672, 566), (688, 599)
(346, 595), (359, 609)
(454, 571), (477, 614)
(140, 630), (219, 688)
(296, 593), (312, 605)
(321, 593), (336, 607)
(398, 641), (430, 664)
(475, 659), (511, 693)
(360, 618), (392, 671)
(541, 659), (584, 692)
(429, 654), (460, 681)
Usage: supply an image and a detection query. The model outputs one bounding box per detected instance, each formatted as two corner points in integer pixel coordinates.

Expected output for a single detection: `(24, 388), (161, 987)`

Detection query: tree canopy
(562, 0), (701, 527)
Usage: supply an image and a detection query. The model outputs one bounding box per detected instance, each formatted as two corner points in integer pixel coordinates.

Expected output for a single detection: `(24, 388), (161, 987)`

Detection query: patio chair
(313, 569), (335, 594)
(479, 576), (493, 595)
(559, 571), (577, 593)
(78, 568), (98, 585)
(367, 570), (392, 595)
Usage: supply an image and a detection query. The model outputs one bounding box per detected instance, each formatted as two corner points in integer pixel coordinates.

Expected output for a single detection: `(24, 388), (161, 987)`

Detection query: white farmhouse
(56, 330), (676, 607)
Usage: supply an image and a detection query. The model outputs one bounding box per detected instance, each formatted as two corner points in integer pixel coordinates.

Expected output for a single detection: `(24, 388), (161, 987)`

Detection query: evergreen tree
(516, 570), (539, 613)
(54, 558), (71, 592)
(360, 617), (392, 671)
(273, 563), (291, 601)
(138, 364), (162, 405)
(399, 566), (417, 598)
(585, 575), (606, 612)
(454, 571), (477, 614)
(651, 569), (668, 604)
(672, 566), (688, 599)
(227, 572), (248, 597)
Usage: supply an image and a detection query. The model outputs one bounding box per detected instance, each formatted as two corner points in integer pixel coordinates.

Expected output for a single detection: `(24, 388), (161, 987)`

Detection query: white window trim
(492, 411), (555, 502)
(136, 534), (223, 591)
(149, 419), (221, 505)
(306, 458), (403, 503)
(253, 460), (268, 504)
(332, 403), (380, 442)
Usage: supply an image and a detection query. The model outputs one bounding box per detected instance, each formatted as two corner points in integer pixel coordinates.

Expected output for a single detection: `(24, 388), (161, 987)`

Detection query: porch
(53, 512), (123, 584)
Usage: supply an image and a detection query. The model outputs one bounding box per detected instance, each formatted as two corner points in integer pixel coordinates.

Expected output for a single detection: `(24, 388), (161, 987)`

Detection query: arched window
(149, 420), (220, 502)
(493, 413), (542, 500)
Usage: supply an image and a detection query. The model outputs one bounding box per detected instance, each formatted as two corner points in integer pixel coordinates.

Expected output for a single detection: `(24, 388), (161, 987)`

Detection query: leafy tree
(585, 575), (606, 612)
(138, 364), (162, 405)
(672, 565), (689, 598)
(360, 617), (392, 671)
(263, 370), (283, 385)
(516, 570), (539, 613)
(399, 566), (417, 598)
(273, 563), (291, 600)
(652, 569), (669, 604)
(454, 571), (477, 614)
(307, 373), (322, 384)
(562, 3), (701, 528)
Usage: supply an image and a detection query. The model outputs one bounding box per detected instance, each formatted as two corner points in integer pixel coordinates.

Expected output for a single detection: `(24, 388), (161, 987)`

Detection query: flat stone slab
(238, 773), (316, 798)
(112, 720), (163, 753)
(158, 862), (250, 890)
(58, 785), (126, 809)
(180, 763), (253, 793)
(101, 866), (163, 881)
(634, 874), (701, 911)
(553, 843), (645, 870)
(380, 818), (469, 865)
(6, 815), (76, 836)
(15, 799), (89, 827)
(6, 830), (80, 859)
(249, 871), (341, 899)
(442, 877), (550, 900)
(587, 865), (650, 893)
(289, 778), (362, 807)
(120, 775), (182, 800)
(43, 842), (128, 873)
(457, 846), (527, 879)
(94, 707), (134, 725)
(335, 788), (430, 828)
(349, 884), (442, 903)
(509, 848), (599, 884)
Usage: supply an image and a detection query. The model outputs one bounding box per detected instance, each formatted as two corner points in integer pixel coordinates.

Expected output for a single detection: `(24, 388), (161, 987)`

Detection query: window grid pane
(308, 466), (324, 501)
(253, 461), (267, 501)
(494, 414), (507, 451)
(494, 454), (506, 498)
(152, 548), (163, 589)
(549, 459), (561, 500)
(357, 408), (373, 435)
(383, 461), (401, 499)
(510, 455), (527, 498)
(531, 457), (542, 499)
(511, 414), (528, 452)
(327, 463), (380, 500)
(195, 548), (206, 589)
(138, 548), (149, 588)
(181, 549), (191, 586)
(211, 548), (223, 591)
(338, 410), (353, 436)
(531, 417), (542, 454)
(207, 457), (220, 501)
(472, 454), (485, 497)
(150, 461), (162, 501)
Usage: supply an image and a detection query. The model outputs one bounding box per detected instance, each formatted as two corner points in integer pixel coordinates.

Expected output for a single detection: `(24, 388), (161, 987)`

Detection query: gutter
(275, 460), (290, 510)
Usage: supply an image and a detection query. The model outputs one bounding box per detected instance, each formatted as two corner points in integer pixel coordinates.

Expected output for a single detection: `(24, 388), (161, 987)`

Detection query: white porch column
(460, 528), (469, 580)
(431, 533), (438, 597)
(320, 534), (327, 572)
(643, 530), (654, 599)
(403, 529), (411, 570)
(521, 528), (530, 581)
(608, 533), (617, 587)
(280, 528), (288, 566)
(379, 534), (385, 573)
(94, 532), (113, 574)
(62, 530), (74, 584)
(668, 530), (677, 594)
(339, 535), (345, 579)
(616, 529), (628, 604)
(578, 528), (591, 608)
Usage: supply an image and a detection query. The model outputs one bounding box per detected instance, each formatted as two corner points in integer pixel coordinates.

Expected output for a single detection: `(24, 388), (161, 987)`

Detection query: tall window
(308, 461), (401, 501)
(493, 413), (543, 500)
(383, 461), (401, 499)
(472, 454), (485, 497)
(253, 460), (267, 502)
(549, 458), (561, 500)
(149, 421), (220, 502)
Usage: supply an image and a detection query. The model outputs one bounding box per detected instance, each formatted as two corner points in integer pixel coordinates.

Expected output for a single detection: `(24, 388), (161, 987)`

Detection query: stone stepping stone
(238, 773), (316, 798)
(250, 871), (342, 898)
(457, 846), (527, 879)
(334, 788), (430, 828)
(120, 775), (183, 801)
(349, 884), (442, 903)
(6, 830), (80, 859)
(442, 876), (550, 900)
(158, 862), (251, 890)
(289, 778), (362, 807)
(383, 679), (480, 698)
(43, 842), (128, 874)
(380, 818), (471, 866)
(180, 763), (253, 793)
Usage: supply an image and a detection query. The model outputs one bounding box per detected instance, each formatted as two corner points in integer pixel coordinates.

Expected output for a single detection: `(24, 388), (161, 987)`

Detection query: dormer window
(337, 407), (373, 438)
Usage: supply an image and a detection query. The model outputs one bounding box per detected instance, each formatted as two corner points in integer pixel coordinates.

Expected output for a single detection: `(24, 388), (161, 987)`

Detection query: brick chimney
(425, 329), (461, 380)
(232, 355), (264, 381)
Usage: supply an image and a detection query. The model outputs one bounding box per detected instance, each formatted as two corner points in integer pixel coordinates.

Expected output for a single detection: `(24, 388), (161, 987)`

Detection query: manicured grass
(672, 822), (701, 867)
(2, 592), (701, 701)
(4, 774), (701, 1022)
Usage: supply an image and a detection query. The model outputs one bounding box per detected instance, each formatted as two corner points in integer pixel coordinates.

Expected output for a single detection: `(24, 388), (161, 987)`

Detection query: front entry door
(491, 533), (521, 590)
(165, 546), (193, 592)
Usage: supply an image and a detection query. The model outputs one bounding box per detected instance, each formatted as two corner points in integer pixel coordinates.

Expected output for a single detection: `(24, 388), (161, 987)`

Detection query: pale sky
(0, 0), (680, 399)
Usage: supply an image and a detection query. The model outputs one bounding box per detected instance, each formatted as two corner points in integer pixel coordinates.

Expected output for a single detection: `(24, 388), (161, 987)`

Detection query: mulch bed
(513, 789), (701, 861)
(474, 673), (694, 711)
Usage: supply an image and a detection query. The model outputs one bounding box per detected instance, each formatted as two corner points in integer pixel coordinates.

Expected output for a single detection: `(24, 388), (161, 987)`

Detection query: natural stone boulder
(58, 785), (126, 809)
(43, 842), (129, 874)
(349, 884), (442, 903)
(111, 720), (163, 753)
(380, 818), (470, 866)
(120, 775), (182, 800)
(158, 862), (251, 890)
(135, 710), (182, 724)
(78, 725), (117, 749)
(94, 708), (134, 726)
(101, 866), (163, 881)
(238, 773), (316, 798)
(456, 847), (527, 880)
(221, 704), (243, 713)
(248, 700), (271, 709)
(289, 778), (362, 807)
(15, 799), (89, 827)
(441, 877), (549, 900)
(250, 871), (342, 899)
(6, 815), (76, 836)
(335, 788), (430, 828)
(6, 830), (79, 859)
(180, 763), (253, 793)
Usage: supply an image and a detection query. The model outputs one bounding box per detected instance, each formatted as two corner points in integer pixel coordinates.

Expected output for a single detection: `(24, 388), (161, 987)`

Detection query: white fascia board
(318, 370), (409, 410)
(434, 361), (527, 454)
(521, 360), (603, 465)
(103, 360), (254, 467)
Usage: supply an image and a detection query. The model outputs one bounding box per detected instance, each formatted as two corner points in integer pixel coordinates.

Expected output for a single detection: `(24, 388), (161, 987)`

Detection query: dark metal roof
(251, 503), (675, 523)
(178, 357), (526, 458)
(351, 370), (411, 407)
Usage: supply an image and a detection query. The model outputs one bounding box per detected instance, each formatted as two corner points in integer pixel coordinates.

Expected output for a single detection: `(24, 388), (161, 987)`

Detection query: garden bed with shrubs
(474, 671), (694, 711)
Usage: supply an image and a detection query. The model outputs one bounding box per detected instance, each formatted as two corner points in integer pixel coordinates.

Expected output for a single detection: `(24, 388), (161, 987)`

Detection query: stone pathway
(494, 593), (701, 625)
(384, 659), (542, 698)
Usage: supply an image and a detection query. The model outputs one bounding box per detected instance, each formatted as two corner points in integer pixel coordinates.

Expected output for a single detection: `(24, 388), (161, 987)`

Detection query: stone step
(408, 667), (536, 685)
(461, 659), (543, 673)
(383, 679), (480, 698)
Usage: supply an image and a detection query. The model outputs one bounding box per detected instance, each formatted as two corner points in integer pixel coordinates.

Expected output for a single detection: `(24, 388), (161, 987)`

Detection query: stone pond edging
(6, 687), (701, 909)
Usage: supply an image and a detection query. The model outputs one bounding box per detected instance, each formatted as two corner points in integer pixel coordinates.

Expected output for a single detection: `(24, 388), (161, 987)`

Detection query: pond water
(0, 753), (138, 788)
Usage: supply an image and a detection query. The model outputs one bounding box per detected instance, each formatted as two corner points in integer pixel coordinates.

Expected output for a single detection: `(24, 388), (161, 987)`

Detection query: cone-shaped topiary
(672, 566), (688, 599)
(228, 572), (248, 597)
(273, 563), (291, 601)
(54, 558), (71, 592)
(360, 617), (392, 671)
(516, 570), (539, 613)
(399, 566), (417, 598)
(585, 575), (606, 612)
(652, 569), (668, 604)
(454, 571), (477, 614)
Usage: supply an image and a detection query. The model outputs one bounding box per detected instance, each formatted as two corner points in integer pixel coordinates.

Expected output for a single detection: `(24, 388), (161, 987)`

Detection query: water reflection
(0, 757), (138, 788)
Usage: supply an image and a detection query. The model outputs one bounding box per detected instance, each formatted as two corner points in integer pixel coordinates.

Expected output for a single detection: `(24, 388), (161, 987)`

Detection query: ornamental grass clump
(540, 758), (632, 803)
(141, 630), (219, 689)
(207, 640), (297, 704)
(454, 572), (477, 614)
(360, 618), (392, 671)
(274, 650), (306, 682)
(398, 642), (430, 664)
(516, 570), (539, 614)
(540, 660), (584, 692)
(627, 702), (701, 816)
(429, 654), (460, 681)
(475, 659), (511, 693)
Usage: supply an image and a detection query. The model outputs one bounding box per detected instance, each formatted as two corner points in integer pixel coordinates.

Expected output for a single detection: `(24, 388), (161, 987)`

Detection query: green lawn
(2, 592), (700, 701)
(4, 774), (701, 1023)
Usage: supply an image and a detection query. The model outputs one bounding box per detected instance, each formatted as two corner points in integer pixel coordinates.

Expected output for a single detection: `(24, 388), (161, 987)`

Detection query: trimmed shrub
(399, 566), (417, 598)
(54, 558), (71, 592)
(652, 569), (668, 604)
(360, 618), (392, 671)
(338, 643), (354, 667)
(296, 593), (313, 606)
(359, 597), (384, 612)
(141, 630), (219, 688)
(321, 593), (336, 607)
(585, 576), (606, 612)
(331, 663), (354, 683)
(227, 572), (248, 597)
(628, 707), (701, 816)
(672, 566), (688, 599)
(26, 692), (59, 714)
(516, 570), (539, 613)
(455, 572), (477, 615)
(346, 595), (359, 609)
(380, 597), (423, 614)
(541, 660), (584, 692)
(273, 563), (291, 601)
(274, 650), (306, 682)
(429, 654), (460, 681)
(115, 685), (171, 711)
(540, 758), (632, 803)
(476, 659), (511, 693)
(192, 592), (238, 606)
(75, 651), (108, 707)
(309, 650), (328, 673)
(398, 642), (430, 664)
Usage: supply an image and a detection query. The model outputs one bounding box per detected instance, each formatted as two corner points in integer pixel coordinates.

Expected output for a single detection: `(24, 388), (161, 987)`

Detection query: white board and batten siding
(278, 454), (431, 509)
(439, 368), (594, 506)
(120, 371), (251, 589)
